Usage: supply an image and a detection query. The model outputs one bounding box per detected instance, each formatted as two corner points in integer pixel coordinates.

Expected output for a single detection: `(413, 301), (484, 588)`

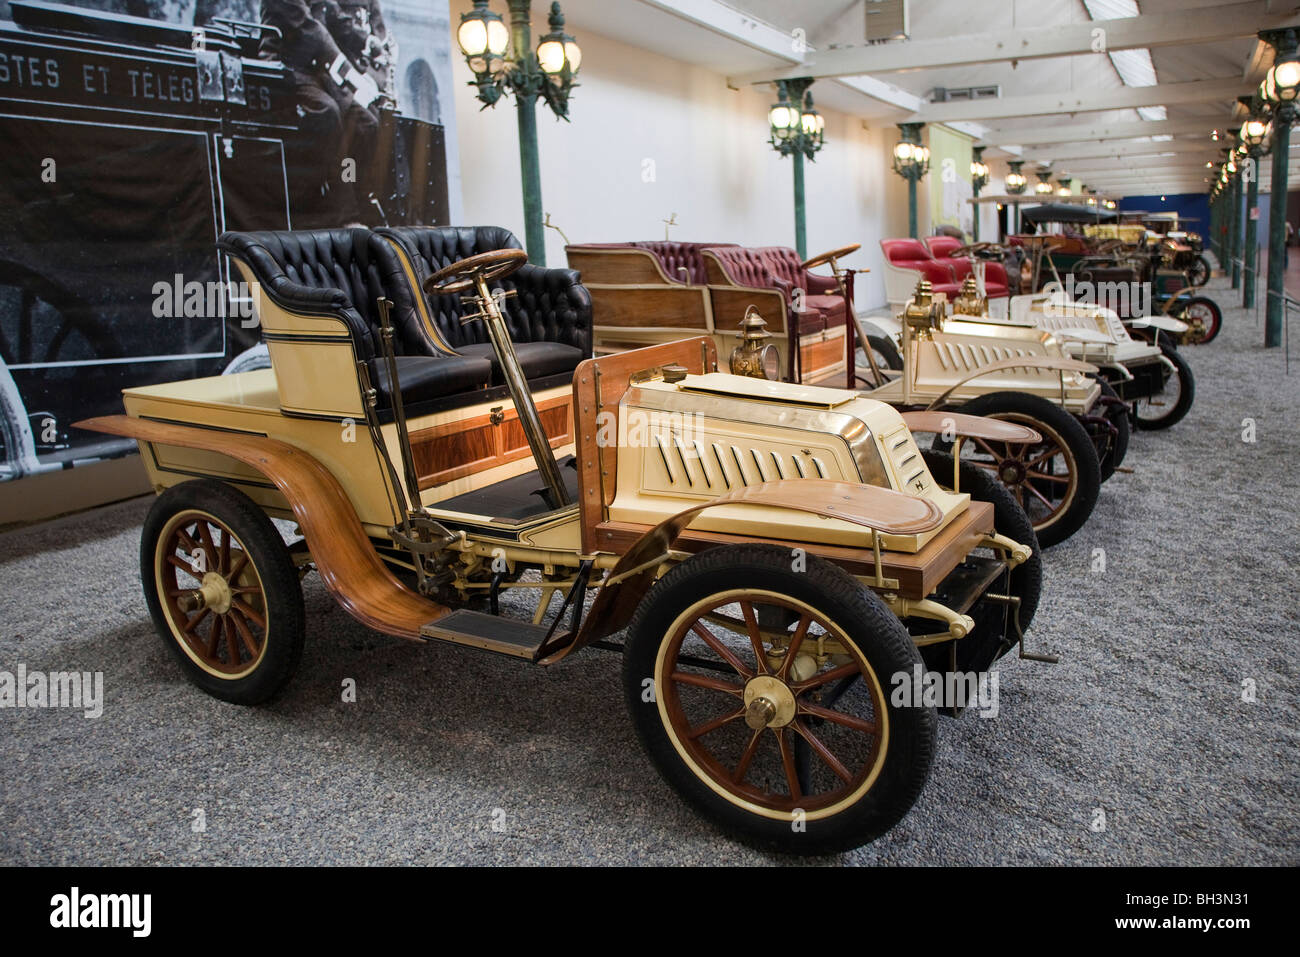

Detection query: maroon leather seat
(704, 246), (829, 334)
(630, 241), (735, 285)
(756, 247), (847, 329)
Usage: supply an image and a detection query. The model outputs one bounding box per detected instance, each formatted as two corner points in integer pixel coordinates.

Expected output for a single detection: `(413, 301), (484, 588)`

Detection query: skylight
(1083, 0), (1166, 123)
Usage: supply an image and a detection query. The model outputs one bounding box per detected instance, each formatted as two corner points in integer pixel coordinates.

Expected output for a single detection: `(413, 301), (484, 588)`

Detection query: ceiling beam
(984, 118), (1221, 147)
(1017, 139), (1223, 161)
(726, 2), (1299, 86)
(908, 78), (1254, 124)
(1059, 156), (1225, 173)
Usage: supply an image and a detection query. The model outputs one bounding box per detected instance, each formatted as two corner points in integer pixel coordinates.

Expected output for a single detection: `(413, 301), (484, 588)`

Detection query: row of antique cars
(76, 221), (1209, 854)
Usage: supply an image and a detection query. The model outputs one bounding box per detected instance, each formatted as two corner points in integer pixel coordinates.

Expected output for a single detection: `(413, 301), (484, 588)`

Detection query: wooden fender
(900, 410), (1041, 445)
(76, 415), (450, 639)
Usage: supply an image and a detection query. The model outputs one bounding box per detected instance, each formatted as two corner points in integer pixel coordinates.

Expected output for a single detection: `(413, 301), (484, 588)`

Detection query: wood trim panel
(586, 285), (713, 330)
(592, 500), (993, 599)
(565, 247), (678, 284)
(409, 393), (574, 489)
(707, 286), (788, 336)
(572, 337), (719, 554)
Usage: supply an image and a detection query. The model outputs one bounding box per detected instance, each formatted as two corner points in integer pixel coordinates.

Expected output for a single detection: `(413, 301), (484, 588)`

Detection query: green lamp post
(970, 146), (989, 240)
(1226, 144), (1242, 290)
(456, 0), (582, 265)
(1005, 160), (1028, 237)
(892, 123), (929, 239)
(1260, 27), (1300, 347)
(1239, 107), (1269, 308)
(768, 78), (824, 259)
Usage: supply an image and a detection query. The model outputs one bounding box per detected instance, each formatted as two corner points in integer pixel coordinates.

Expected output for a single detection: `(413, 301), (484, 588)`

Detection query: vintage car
(997, 288), (1196, 430)
(76, 226), (1046, 855)
(564, 240), (868, 386)
(862, 278), (1122, 548)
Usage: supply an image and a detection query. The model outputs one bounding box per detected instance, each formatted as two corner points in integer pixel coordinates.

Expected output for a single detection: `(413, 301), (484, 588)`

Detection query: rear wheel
(919, 450), (1041, 673)
(141, 480), (304, 704)
(623, 544), (935, 855)
(1134, 342), (1195, 430)
(1092, 379), (1130, 482)
(933, 392), (1100, 548)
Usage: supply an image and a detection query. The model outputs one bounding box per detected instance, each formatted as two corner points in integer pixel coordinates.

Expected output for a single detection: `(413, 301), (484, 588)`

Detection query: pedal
(420, 609), (569, 661)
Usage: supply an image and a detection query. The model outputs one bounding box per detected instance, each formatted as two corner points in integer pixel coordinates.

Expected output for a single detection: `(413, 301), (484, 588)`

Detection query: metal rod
(376, 298), (425, 512)
(474, 275), (571, 509)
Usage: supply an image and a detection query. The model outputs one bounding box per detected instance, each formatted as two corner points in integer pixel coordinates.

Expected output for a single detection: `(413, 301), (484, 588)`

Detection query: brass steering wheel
(422, 248), (529, 296)
(801, 243), (861, 270)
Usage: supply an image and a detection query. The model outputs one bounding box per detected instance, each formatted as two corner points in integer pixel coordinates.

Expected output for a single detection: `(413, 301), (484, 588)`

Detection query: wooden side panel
(707, 287), (788, 336)
(409, 394), (573, 489)
(572, 337), (719, 554)
(587, 285), (712, 330)
(565, 248), (676, 284)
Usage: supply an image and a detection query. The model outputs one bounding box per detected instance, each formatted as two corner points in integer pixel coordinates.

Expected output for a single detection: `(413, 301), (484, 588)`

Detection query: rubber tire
(936, 391), (1100, 549)
(866, 334), (902, 370)
(1134, 341), (1195, 431)
(1092, 379), (1130, 483)
(141, 480), (305, 705)
(623, 543), (935, 855)
(1179, 295), (1221, 344)
(1187, 256), (1211, 287)
(919, 450), (1042, 673)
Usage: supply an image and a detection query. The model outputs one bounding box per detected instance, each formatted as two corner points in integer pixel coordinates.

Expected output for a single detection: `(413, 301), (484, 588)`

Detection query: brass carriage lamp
(730, 306), (780, 380)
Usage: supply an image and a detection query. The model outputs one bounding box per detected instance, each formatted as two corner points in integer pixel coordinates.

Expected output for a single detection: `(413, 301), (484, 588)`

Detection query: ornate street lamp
(1035, 169), (1054, 195)
(969, 146), (989, 240)
(768, 78), (824, 258)
(1259, 27), (1299, 346)
(1005, 160), (1027, 236)
(1056, 176), (1072, 198)
(456, 0), (581, 264)
(1238, 97), (1271, 308)
(892, 123), (929, 238)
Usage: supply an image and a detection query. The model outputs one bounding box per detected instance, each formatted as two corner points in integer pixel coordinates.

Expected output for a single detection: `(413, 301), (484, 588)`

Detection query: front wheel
(932, 392), (1101, 548)
(623, 544), (935, 855)
(1091, 379), (1130, 482)
(1177, 296), (1221, 344)
(141, 480), (305, 704)
(1186, 256), (1211, 287)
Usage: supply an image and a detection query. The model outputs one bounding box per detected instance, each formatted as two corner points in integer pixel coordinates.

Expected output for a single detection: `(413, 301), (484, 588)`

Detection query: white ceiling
(556, 0), (1298, 195)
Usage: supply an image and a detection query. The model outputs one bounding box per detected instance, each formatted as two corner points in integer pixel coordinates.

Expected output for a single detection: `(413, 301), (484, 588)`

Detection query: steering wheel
(422, 248), (529, 296)
(801, 243), (861, 270)
(950, 242), (1006, 259)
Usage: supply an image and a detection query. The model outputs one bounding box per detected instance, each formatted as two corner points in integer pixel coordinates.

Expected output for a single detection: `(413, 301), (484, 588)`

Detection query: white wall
(448, 1), (911, 309)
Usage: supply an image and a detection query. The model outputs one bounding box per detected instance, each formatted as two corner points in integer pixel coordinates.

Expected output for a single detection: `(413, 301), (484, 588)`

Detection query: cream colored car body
(865, 309), (1101, 414)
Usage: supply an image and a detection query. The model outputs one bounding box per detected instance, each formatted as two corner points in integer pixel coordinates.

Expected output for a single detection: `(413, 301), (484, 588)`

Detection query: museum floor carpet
(1, 270), (1296, 865)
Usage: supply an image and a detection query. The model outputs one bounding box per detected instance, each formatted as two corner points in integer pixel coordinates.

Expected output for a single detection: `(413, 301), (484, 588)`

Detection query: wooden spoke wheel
(934, 392), (1100, 548)
(624, 544), (935, 855)
(141, 480), (304, 704)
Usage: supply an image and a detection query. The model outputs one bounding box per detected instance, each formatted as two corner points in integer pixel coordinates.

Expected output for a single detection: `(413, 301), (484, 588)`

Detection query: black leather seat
(375, 226), (592, 389)
(217, 229), (493, 409)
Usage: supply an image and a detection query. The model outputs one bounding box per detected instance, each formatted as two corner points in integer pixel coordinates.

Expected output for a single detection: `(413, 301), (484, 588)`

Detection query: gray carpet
(1, 271), (1297, 865)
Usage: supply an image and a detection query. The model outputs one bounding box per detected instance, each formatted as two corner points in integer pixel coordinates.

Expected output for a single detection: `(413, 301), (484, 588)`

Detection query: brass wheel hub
(180, 571), (234, 616)
(742, 675), (796, 730)
(998, 459), (1027, 485)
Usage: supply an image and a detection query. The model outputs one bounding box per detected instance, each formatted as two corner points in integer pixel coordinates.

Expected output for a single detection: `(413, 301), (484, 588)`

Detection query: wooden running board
(76, 415), (451, 639)
(419, 609), (569, 662)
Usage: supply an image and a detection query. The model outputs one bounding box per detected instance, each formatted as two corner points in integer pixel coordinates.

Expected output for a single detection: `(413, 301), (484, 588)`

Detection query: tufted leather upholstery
(704, 246), (847, 333)
(217, 229), (494, 407)
(629, 241), (735, 285)
(376, 226), (592, 369)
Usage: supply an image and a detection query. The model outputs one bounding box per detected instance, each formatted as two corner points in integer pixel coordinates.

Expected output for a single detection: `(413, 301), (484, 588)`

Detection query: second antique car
(76, 225), (1046, 855)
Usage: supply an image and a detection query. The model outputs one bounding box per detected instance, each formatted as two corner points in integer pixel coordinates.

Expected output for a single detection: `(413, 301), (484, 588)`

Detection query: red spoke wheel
(141, 480), (304, 704)
(934, 392), (1100, 548)
(624, 544), (935, 855)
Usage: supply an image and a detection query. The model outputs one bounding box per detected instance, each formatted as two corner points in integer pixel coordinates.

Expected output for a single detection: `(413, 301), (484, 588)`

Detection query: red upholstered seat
(924, 236), (964, 258)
